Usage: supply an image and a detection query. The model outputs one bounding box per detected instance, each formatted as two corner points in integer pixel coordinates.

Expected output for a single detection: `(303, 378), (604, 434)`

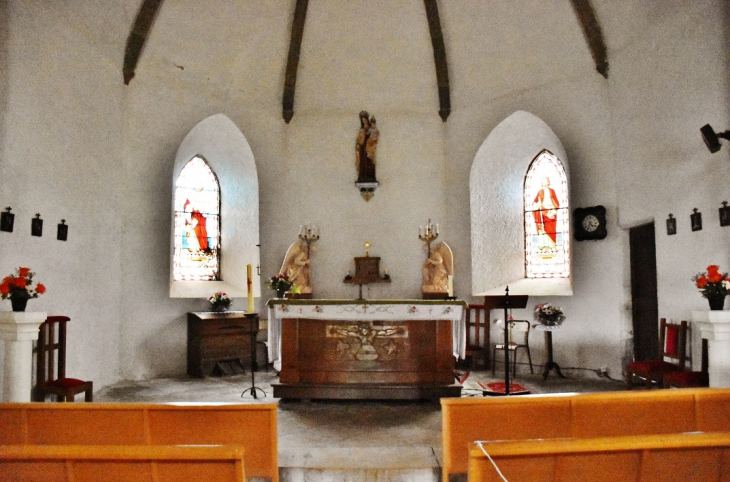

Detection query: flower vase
(708, 295), (726, 311)
(277, 289), (286, 299)
(10, 297), (28, 312)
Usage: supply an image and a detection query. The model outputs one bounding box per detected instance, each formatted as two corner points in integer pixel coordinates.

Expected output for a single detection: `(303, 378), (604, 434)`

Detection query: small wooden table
(187, 311), (259, 377)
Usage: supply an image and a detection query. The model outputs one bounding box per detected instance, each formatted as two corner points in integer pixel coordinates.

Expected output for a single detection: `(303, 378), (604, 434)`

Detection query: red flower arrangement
(1, 267), (46, 310)
(692, 265), (730, 299)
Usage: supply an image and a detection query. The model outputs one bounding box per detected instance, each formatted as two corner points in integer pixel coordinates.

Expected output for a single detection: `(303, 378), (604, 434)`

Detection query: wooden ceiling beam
(570, 0), (608, 78)
(282, 0), (309, 124)
(424, 0), (450, 121)
(123, 0), (164, 85)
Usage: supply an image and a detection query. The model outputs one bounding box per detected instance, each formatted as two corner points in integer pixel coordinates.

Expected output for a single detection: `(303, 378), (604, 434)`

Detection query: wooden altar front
(267, 300), (465, 400)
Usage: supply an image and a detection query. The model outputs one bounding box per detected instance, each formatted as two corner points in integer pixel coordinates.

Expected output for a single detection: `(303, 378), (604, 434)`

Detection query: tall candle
(447, 275), (454, 297)
(247, 264), (254, 313)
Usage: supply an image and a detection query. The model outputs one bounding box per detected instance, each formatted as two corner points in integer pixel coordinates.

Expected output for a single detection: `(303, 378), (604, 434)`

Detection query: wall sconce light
(31, 213), (43, 237)
(701, 124), (730, 153)
(1, 207), (14, 233)
(57, 219), (68, 241)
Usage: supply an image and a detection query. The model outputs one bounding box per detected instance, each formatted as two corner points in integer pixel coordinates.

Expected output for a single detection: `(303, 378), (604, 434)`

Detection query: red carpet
(478, 381), (531, 394)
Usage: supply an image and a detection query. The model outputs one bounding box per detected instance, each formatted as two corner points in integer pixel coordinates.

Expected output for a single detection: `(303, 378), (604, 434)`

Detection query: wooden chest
(187, 312), (258, 377)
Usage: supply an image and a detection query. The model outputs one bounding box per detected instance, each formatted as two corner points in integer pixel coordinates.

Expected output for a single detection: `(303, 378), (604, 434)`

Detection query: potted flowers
(207, 291), (232, 312)
(0, 267), (46, 312)
(535, 303), (565, 326)
(267, 274), (295, 298)
(692, 264), (730, 310)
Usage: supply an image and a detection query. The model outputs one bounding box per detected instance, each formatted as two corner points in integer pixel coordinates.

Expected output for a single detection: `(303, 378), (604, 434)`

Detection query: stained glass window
(524, 150), (570, 278)
(173, 156), (220, 281)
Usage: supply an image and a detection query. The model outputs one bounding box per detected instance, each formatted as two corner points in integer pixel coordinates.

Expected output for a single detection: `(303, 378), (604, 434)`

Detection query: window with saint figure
(173, 156), (220, 281)
(524, 150), (570, 278)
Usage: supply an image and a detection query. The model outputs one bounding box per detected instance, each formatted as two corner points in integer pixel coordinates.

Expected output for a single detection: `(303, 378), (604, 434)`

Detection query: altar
(267, 299), (466, 400)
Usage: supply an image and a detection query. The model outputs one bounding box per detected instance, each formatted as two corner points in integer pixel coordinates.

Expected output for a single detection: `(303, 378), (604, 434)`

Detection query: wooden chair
(34, 316), (93, 402)
(626, 318), (687, 388)
(464, 304), (489, 368)
(492, 320), (533, 377)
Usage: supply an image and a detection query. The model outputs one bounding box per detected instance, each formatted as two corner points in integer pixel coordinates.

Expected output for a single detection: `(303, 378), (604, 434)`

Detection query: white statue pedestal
(0, 311), (46, 402)
(691, 310), (730, 388)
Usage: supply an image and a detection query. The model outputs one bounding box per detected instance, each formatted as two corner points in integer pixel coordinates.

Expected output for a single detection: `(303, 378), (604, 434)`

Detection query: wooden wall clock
(573, 205), (607, 241)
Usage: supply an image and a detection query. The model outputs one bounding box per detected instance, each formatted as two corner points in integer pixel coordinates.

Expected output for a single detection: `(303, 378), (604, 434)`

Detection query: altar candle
(247, 264), (254, 313)
(447, 275), (454, 297)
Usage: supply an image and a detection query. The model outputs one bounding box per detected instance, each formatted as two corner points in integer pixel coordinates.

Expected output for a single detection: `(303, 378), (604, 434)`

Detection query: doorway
(629, 222), (659, 361)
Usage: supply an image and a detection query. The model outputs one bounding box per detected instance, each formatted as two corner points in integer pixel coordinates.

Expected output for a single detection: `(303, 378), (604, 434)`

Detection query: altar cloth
(267, 299), (467, 371)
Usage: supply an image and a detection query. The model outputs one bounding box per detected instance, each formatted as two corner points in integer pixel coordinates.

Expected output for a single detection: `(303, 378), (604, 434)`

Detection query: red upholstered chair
(626, 319), (687, 388)
(663, 338), (709, 388)
(34, 316), (93, 402)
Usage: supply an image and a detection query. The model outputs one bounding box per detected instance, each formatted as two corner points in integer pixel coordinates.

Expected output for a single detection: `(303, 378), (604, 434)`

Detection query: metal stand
(241, 313), (266, 399)
(541, 329), (565, 380)
(483, 287), (530, 397)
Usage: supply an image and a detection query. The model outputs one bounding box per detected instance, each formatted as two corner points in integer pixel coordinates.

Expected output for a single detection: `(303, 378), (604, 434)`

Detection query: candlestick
(298, 223), (320, 258)
(447, 275), (453, 297)
(247, 264), (254, 313)
(418, 219), (439, 256)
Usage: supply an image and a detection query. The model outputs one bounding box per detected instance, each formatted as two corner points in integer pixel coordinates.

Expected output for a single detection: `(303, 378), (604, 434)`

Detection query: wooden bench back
(441, 388), (730, 481)
(0, 444), (246, 482)
(468, 431), (730, 481)
(0, 402), (278, 482)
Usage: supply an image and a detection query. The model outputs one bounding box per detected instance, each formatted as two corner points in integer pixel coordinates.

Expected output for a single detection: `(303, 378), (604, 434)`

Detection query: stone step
(279, 445), (441, 482)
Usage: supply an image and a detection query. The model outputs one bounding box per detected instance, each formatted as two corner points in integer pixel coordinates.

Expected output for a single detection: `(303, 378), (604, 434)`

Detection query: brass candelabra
(298, 224), (320, 256)
(418, 219), (439, 256)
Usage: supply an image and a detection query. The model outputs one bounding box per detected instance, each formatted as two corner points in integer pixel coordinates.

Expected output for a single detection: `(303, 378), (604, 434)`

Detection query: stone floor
(96, 367), (625, 481)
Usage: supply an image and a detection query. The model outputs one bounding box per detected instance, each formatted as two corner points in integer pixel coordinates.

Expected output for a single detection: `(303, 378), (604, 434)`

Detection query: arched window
(173, 156), (220, 281)
(524, 150), (570, 278)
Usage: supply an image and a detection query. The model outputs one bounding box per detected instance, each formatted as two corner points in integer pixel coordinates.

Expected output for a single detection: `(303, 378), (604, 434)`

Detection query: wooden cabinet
(187, 312), (258, 378)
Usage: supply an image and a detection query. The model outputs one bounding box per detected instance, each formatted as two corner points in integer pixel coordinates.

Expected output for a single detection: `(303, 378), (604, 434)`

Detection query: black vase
(11, 297), (28, 312)
(708, 295), (726, 311)
(277, 289), (286, 299)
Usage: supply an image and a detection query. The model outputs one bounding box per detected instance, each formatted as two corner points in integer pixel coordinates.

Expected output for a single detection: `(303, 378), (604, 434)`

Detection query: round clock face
(582, 214), (600, 232)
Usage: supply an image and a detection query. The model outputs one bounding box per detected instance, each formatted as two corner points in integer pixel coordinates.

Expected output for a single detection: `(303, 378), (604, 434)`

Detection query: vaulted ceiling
(104, 1), (661, 123)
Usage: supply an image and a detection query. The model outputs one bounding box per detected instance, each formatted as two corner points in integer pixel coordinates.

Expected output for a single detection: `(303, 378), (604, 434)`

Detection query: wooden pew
(468, 432), (730, 482)
(441, 388), (730, 482)
(0, 444), (246, 482)
(0, 402), (278, 482)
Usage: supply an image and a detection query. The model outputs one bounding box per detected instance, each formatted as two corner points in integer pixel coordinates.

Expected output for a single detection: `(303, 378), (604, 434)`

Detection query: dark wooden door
(629, 223), (659, 361)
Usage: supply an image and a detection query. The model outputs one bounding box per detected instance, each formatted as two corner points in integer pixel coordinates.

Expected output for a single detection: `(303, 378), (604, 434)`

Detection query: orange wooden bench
(0, 402), (278, 482)
(0, 444), (246, 482)
(468, 431), (730, 481)
(441, 388), (730, 481)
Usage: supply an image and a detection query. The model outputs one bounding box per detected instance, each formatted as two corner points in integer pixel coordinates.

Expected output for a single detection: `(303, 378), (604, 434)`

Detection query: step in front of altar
(279, 445), (441, 482)
(273, 382), (462, 401)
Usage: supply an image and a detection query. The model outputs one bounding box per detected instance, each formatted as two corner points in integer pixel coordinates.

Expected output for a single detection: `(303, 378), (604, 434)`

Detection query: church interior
(2, 1), (730, 480)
